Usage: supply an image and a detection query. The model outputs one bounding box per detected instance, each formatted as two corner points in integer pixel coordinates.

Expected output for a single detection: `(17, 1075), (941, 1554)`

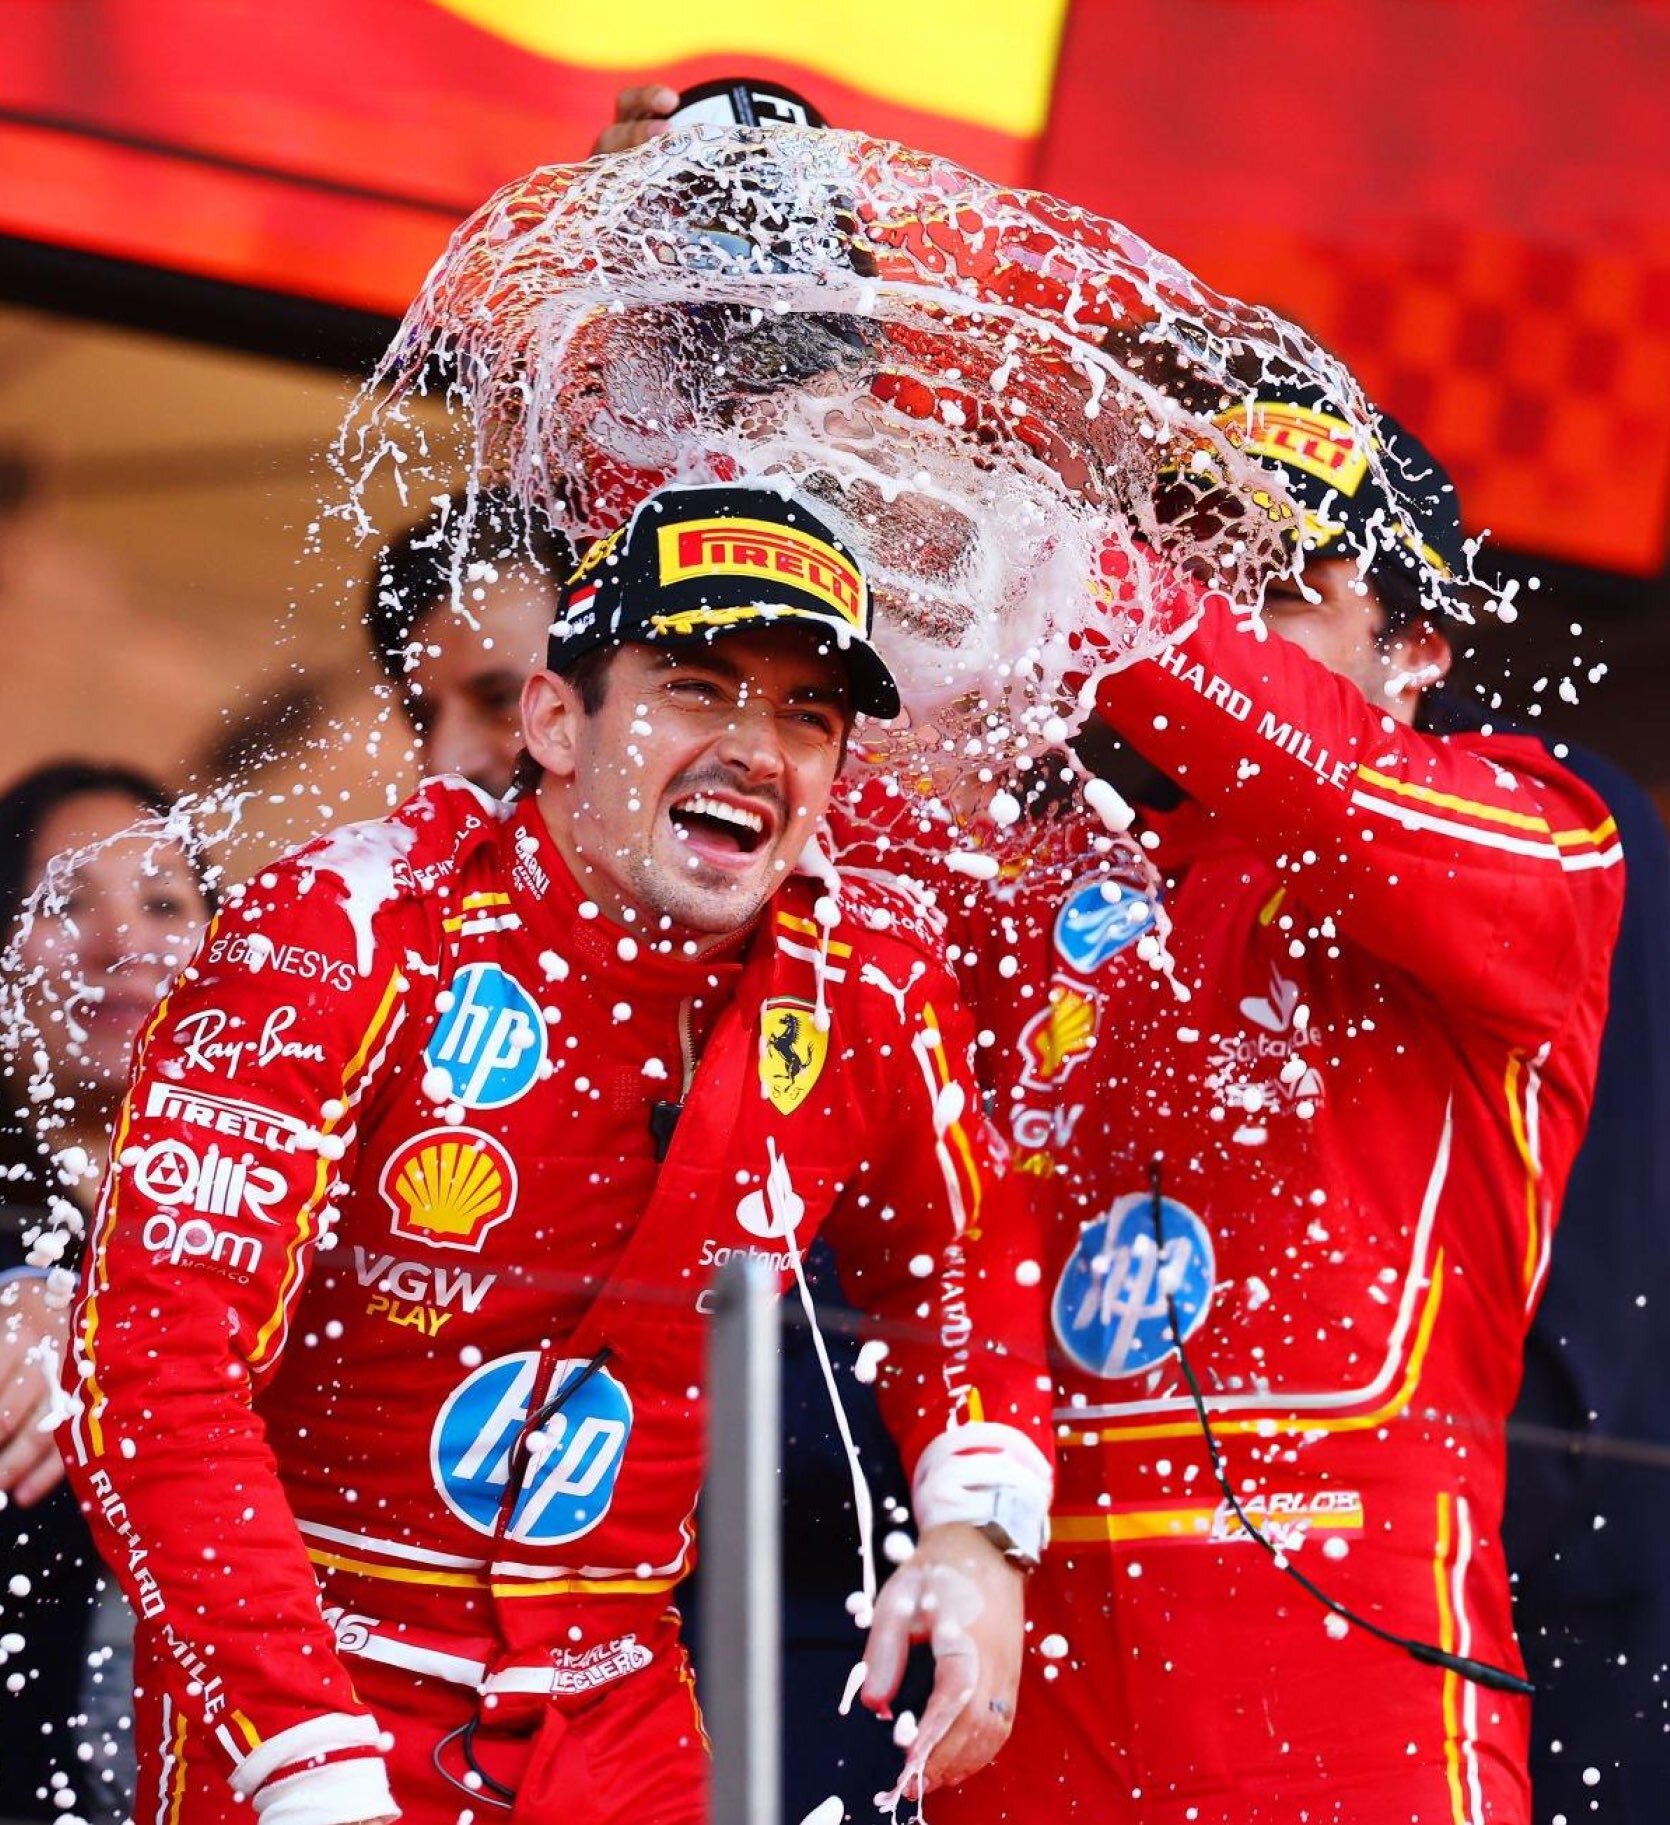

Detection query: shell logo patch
(1018, 985), (1100, 1088)
(380, 1126), (518, 1252)
(759, 998), (828, 1115)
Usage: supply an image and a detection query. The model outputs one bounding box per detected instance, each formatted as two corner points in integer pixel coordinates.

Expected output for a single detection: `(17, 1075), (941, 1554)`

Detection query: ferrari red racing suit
(62, 779), (1052, 1825)
(888, 583), (1624, 1824)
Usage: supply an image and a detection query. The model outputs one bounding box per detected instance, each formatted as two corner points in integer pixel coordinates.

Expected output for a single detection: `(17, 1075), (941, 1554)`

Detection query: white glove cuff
(912, 1422), (1054, 1564)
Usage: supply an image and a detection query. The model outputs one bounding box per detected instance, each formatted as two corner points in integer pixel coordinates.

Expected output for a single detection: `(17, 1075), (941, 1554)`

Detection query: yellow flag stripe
(429, 0), (1071, 137)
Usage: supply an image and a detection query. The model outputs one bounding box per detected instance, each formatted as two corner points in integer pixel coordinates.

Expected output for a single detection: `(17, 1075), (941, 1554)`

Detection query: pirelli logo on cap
(1215, 402), (1372, 498)
(656, 518), (866, 627)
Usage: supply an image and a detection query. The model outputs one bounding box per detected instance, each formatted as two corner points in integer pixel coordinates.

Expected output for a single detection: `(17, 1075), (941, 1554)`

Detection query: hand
(591, 84), (681, 156)
(860, 1521), (1026, 1798)
(0, 1276), (71, 1506)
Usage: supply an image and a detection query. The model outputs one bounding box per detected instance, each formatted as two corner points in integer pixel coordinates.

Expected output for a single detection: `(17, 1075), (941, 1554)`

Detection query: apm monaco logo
(655, 518), (865, 626)
(379, 1127), (518, 1252)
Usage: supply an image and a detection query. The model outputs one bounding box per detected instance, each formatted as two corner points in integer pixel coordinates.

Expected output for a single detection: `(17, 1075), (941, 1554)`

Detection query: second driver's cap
(669, 78), (827, 131)
(548, 482), (901, 720)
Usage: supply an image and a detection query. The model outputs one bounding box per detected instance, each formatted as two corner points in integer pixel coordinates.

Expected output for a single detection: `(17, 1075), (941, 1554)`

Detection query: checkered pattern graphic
(1229, 227), (1670, 577)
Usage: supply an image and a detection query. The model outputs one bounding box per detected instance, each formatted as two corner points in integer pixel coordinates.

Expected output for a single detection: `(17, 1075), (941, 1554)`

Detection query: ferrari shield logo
(759, 999), (828, 1115)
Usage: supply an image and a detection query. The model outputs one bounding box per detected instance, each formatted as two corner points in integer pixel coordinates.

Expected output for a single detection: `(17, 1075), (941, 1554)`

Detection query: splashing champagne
(334, 127), (1479, 785)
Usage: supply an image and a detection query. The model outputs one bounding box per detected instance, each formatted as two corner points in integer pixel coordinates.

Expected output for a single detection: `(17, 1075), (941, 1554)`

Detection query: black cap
(669, 78), (827, 131)
(548, 482), (901, 719)
(1207, 380), (1468, 601)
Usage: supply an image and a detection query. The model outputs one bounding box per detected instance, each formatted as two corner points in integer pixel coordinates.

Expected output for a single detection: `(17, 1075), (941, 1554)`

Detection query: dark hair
(365, 487), (575, 689)
(507, 645), (616, 799)
(0, 761), (175, 934)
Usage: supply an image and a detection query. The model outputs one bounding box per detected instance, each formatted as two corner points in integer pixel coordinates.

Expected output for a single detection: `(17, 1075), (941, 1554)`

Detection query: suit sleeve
(60, 862), (411, 1822)
(1092, 574), (1625, 1046)
(823, 952), (1054, 1557)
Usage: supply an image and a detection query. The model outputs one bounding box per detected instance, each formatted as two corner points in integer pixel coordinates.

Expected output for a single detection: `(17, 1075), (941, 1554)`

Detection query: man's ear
(1387, 616), (1454, 690)
(522, 670), (584, 780)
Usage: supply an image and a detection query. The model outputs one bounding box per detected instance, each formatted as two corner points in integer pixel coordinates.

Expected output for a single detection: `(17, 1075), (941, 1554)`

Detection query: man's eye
(667, 677), (724, 701)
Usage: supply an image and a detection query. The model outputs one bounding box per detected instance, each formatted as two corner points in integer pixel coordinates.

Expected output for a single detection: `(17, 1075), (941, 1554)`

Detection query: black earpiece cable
(1145, 1161), (1533, 1698)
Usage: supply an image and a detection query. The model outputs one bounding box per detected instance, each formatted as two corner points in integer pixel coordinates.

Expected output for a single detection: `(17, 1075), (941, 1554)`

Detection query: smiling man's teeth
(679, 794), (765, 835)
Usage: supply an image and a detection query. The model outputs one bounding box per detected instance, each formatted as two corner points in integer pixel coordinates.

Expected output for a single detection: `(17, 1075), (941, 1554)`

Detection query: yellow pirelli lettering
(656, 518), (866, 626)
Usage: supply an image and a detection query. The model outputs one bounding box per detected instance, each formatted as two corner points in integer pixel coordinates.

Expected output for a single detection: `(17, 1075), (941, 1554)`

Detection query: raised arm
(61, 858), (412, 1823)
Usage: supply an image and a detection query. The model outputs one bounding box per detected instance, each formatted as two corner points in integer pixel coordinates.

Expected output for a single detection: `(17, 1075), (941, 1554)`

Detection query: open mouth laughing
(667, 789), (778, 862)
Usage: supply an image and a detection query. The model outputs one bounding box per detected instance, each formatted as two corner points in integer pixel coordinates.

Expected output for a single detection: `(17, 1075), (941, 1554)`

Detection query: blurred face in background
(404, 565), (559, 795)
(11, 791), (209, 1109)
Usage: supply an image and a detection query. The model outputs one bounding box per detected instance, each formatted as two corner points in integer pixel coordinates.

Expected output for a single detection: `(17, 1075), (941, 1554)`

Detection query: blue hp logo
(432, 1352), (633, 1546)
(425, 963), (546, 1109)
(1051, 1193), (1215, 1378)
(1053, 877), (1156, 974)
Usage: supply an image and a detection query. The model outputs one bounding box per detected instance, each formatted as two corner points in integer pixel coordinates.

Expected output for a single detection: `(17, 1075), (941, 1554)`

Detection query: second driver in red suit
(60, 482), (1054, 1825)
(887, 381), (1625, 1824)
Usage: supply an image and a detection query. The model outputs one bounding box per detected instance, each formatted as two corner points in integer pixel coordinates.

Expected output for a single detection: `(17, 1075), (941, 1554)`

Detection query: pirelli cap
(1208, 379), (1468, 598)
(548, 482), (900, 719)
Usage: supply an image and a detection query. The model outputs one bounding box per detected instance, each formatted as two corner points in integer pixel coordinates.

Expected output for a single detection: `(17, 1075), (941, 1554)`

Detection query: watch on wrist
(973, 1486), (1045, 1572)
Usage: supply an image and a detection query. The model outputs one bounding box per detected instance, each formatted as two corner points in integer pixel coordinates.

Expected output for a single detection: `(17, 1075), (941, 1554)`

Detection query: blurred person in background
(0, 761), (211, 1821)
(365, 487), (571, 796)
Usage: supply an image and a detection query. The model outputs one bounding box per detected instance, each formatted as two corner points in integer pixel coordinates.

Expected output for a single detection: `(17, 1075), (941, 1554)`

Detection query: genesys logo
(144, 1082), (308, 1153)
(127, 1136), (286, 1222)
(379, 1128), (518, 1252)
(432, 1352), (632, 1547)
(208, 931), (355, 995)
(424, 964), (547, 1109)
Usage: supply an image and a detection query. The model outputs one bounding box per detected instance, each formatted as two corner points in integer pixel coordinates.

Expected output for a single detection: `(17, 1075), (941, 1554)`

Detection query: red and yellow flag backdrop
(2, 0), (1663, 573)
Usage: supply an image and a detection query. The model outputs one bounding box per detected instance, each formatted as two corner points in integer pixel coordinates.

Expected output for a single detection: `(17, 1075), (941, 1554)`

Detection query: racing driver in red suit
(60, 481), (1054, 1825)
(908, 382), (1626, 1824)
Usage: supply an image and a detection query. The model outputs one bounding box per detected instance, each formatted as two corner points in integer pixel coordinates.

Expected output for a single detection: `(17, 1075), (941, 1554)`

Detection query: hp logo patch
(1053, 877), (1157, 975)
(1051, 1193), (1215, 1379)
(432, 1352), (632, 1547)
(425, 963), (545, 1109)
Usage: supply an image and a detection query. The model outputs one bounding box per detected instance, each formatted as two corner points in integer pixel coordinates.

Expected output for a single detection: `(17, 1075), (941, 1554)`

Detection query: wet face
(12, 792), (209, 1105)
(525, 629), (851, 944)
(1260, 558), (1450, 726)
(405, 564), (558, 794)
